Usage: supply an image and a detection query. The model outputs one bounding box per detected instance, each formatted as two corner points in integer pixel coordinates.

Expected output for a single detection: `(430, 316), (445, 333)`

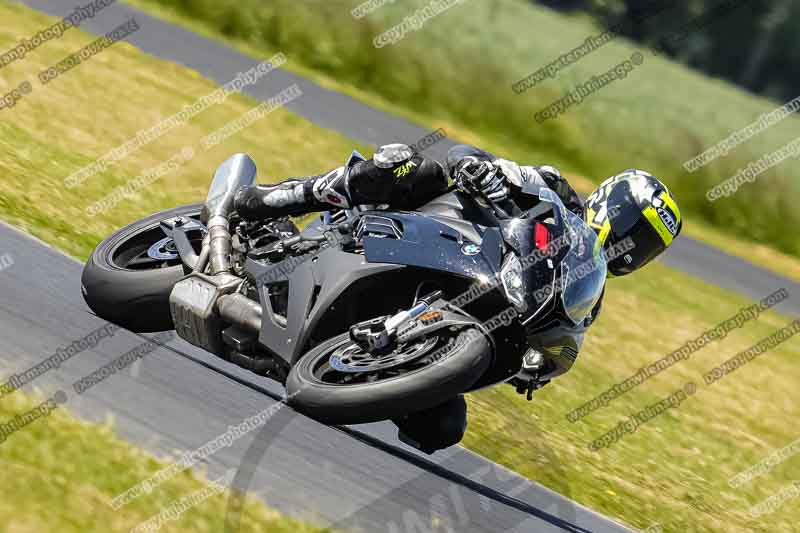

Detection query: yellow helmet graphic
(585, 170), (682, 276)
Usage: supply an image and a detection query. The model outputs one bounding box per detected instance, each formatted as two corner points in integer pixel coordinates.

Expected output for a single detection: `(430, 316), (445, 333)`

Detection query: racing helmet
(584, 169), (682, 277)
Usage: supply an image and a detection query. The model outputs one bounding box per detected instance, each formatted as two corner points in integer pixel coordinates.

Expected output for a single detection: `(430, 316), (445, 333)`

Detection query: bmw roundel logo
(461, 243), (481, 256)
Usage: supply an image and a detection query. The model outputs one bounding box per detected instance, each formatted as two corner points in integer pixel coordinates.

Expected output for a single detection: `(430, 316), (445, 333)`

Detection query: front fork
(349, 290), (444, 354)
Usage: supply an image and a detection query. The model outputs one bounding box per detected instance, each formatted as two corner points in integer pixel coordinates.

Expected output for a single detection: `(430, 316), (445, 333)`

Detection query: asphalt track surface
(4, 1), (799, 532)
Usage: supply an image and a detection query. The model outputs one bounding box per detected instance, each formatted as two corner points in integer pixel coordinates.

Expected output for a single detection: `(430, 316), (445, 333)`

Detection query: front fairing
(499, 217), (537, 257)
(360, 188), (605, 327)
(498, 216), (557, 320)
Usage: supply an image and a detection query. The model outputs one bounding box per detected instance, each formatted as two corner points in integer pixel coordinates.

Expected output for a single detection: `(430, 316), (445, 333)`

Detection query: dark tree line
(536, 0), (800, 101)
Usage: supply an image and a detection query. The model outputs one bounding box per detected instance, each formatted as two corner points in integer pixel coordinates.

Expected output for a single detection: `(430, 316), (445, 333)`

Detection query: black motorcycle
(82, 152), (605, 425)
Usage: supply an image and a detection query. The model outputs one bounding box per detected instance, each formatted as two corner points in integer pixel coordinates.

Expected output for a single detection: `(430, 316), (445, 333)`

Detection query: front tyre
(286, 326), (492, 425)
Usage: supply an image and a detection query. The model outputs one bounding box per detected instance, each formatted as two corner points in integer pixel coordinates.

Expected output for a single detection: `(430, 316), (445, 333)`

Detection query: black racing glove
(453, 157), (509, 201)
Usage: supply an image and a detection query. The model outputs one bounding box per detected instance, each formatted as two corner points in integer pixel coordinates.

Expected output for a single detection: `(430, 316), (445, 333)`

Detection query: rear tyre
(286, 326), (492, 425)
(81, 204), (204, 332)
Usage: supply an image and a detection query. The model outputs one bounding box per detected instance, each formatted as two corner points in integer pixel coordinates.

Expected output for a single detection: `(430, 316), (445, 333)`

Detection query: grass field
(1, 3), (799, 533)
(0, 1), (371, 259)
(125, 0), (800, 261)
(466, 261), (799, 533)
(0, 390), (325, 532)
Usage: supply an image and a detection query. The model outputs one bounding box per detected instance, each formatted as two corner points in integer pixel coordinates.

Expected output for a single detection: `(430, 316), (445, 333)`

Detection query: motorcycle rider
(234, 143), (682, 452)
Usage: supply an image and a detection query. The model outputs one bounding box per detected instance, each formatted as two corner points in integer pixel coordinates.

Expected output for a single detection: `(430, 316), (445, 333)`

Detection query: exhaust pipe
(207, 216), (233, 275)
(171, 154), (263, 351)
(218, 293), (263, 333)
(201, 153), (257, 274)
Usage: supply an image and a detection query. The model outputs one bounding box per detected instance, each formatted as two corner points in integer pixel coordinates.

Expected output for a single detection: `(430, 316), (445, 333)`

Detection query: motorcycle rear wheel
(286, 326), (492, 425)
(81, 204), (204, 332)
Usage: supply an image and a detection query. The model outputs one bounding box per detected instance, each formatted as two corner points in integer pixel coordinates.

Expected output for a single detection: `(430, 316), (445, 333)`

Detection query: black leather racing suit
(234, 143), (584, 221)
(234, 143), (449, 220)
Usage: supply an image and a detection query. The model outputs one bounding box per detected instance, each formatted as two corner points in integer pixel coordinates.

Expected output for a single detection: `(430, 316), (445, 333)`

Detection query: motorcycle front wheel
(286, 325), (492, 425)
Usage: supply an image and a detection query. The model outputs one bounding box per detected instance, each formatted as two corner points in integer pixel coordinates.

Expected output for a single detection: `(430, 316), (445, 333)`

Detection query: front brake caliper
(349, 316), (395, 355)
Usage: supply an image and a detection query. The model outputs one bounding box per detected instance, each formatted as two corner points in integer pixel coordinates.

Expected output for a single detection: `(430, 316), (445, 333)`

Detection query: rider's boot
(393, 395), (468, 454)
(234, 166), (351, 221)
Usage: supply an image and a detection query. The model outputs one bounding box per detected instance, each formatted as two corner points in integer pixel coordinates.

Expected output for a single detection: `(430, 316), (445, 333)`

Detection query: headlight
(522, 348), (544, 371)
(501, 253), (526, 310)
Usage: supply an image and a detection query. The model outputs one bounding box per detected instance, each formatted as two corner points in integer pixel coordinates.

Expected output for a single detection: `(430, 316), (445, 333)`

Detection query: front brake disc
(329, 336), (439, 373)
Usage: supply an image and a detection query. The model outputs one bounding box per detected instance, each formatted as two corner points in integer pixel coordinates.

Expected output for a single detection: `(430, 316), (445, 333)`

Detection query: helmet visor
(607, 217), (666, 276)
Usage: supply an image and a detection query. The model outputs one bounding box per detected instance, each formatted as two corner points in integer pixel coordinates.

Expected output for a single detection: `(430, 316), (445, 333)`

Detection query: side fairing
(249, 248), (404, 366)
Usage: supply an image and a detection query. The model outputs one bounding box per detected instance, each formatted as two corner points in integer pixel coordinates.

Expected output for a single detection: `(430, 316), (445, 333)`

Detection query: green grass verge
(0, 391), (326, 532)
(0, 0), (371, 259)
(466, 261), (799, 533)
(1, 3), (798, 533)
(123, 0), (800, 261)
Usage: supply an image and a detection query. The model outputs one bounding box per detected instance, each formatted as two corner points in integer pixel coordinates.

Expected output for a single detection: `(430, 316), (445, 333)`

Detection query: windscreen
(538, 189), (607, 324)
